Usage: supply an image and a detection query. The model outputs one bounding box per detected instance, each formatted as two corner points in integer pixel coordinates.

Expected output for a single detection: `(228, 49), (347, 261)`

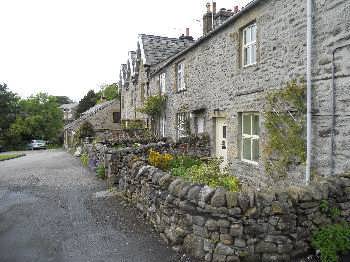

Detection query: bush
(148, 149), (173, 171)
(169, 155), (202, 170)
(96, 164), (106, 179)
(312, 222), (350, 262)
(80, 153), (88, 167)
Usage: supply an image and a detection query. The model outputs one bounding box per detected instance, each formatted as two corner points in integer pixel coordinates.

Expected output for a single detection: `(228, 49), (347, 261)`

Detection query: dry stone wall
(107, 145), (350, 262)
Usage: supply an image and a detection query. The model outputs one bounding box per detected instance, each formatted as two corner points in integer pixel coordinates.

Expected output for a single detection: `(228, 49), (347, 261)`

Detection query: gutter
(151, 0), (262, 77)
(330, 42), (350, 176)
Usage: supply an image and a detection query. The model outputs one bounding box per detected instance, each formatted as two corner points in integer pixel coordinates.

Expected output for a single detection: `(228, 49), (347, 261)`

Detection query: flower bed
(148, 149), (240, 192)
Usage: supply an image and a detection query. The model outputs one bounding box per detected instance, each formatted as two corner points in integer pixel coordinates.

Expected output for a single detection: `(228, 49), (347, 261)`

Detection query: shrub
(148, 149), (173, 171)
(169, 155), (202, 170)
(312, 222), (350, 262)
(96, 164), (106, 179)
(80, 153), (88, 167)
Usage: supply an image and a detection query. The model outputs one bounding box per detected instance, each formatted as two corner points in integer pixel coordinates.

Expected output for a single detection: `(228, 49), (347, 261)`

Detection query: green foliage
(80, 153), (89, 167)
(169, 155), (202, 170)
(0, 83), (19, 144)
(312, 222), (350, 262)
(76, 90), (98, 117)
(264, 80), (306, 178)
(0, 154), (24, 161)
(96, 164), (106, 179)
(138, 95), (166, 118)
(76, 122), (95, 140)
(6, 93), (63, 146)
(170, 157), (240, 192)
(97, 83), (119, 103)
(53, 96), (73, 105)
(320, 200), (341, 220)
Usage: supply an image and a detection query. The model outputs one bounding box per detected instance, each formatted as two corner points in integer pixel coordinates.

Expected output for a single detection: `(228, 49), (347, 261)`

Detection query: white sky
(0, 0), (250, 102)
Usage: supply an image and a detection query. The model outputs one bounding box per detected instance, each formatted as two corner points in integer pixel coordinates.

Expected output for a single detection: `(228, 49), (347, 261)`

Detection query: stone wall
(107, 146), (350, 262)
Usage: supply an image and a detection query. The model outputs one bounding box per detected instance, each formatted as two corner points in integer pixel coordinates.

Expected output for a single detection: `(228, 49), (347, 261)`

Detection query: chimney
(203, 2), (213, 35)
(234, 6), (239, 14)
(213, 2), (217, 14)
(179, 28), (194, 41)
(213, 8), (234, 28)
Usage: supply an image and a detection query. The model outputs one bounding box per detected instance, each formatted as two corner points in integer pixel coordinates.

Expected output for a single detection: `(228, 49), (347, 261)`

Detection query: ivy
(263, 80), (306, 179)
(138, 95), (166, 118)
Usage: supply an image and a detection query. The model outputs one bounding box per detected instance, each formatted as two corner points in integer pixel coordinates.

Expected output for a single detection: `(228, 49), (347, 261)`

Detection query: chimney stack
(213, 2), (217, 14)
(234, 6), (239, 13)
(203, 2), (213, 35)
(180, 28), (194, 41)
(186, 28), (190, 37)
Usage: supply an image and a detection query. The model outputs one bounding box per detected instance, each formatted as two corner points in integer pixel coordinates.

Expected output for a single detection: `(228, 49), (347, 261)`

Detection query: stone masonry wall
(148, 0), (350, 179)
(108, 146), (350, 262)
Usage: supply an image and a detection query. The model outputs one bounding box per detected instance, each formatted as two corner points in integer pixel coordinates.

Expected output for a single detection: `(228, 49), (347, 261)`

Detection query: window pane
(243, 138), (251, 160)
(251, 43), (256, 64)
(223, 126), (227, 139)
(243, 114), (251, 135)
(251, 25), (256, 42)
(252, 139), (259, 161)
(246, 28), (251, 43)
(252, 114), (259, 135)
(244, 48), (248, 65)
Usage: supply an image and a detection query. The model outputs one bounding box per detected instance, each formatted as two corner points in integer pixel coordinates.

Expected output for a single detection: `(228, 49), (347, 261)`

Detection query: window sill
(241, 159), (259, 166)
(242, 62), (257, 69)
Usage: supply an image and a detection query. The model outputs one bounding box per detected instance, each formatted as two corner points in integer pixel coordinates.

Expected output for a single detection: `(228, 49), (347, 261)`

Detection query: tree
(7, 93), (63, 145)
(75, 90), (98, 117)
(97, 83), (119, 103)
(0, 83), (19, 141)
(53, 96), (73, 105)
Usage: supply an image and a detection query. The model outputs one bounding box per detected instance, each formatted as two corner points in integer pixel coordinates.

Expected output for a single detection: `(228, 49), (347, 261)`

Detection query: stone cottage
(121, 0), (350, 183)
(64, 99), (121, 148)
(119, 33), (194, 130)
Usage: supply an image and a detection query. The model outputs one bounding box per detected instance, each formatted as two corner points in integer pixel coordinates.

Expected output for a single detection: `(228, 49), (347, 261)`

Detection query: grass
(0, 154), (25, 161)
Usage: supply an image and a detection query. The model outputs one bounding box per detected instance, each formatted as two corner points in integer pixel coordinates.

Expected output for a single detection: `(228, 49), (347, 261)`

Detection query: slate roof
(64, 100), (116, 130)
(139, 34), (194, 66)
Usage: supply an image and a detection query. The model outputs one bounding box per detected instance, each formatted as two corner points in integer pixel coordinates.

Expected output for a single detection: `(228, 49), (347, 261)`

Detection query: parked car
(27, 140), (47, 150)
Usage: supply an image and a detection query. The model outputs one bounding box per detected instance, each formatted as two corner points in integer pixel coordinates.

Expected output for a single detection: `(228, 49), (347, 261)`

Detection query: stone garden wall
(107, 144), (350, 262)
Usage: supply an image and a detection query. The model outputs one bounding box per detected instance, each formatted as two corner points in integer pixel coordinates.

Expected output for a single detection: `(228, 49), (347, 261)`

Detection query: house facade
(119, 34), (194, 130)
(64, 99), (121, 148)
(121, 0), (350, 181)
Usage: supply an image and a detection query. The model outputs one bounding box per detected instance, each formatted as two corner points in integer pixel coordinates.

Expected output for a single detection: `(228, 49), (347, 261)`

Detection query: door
(215, 118), (228, 167)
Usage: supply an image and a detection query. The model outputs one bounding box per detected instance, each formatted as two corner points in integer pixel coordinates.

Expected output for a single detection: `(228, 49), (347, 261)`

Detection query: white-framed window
(176, 62), (186, 91)
(177, 112), (189, 138)
(159, 72), (166, 95)
(241, 113), (259, 163)
(160, 114), (166, 137)
(196, 116), (205, 134)
(242, 23), (257, 67)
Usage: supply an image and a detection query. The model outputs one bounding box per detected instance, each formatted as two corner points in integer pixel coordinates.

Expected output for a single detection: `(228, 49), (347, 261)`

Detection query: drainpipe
(331, 43), (350, 176)
(306, 0), (312, 185)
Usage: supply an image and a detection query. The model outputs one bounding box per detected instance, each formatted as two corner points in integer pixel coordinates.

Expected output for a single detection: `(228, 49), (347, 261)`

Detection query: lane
(0, 149), (194, 262)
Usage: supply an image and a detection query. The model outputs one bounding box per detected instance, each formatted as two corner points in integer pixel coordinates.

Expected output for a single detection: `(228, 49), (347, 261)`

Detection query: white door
(215, 118), (228, 166)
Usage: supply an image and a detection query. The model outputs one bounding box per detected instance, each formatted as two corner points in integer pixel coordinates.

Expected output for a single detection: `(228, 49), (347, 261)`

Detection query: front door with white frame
(215, 118), (228, 167)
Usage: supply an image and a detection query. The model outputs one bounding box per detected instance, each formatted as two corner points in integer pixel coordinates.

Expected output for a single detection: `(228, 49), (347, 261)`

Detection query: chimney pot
(206, 2), (211, 13)
(186, 28), (190, 37)
(213, 2), (217, 14)
(234, 6), (239, 13)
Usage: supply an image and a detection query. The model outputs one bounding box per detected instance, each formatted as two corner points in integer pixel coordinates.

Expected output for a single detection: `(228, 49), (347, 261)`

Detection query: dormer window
(159, 73), (166, 94)
(242, 23), (257, 67)
(176, 62), (186, 92)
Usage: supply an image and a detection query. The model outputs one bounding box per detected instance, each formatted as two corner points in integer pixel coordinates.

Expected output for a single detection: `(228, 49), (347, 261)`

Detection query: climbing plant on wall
(138, 95), (166, 118)
(263, 80), (307, 179)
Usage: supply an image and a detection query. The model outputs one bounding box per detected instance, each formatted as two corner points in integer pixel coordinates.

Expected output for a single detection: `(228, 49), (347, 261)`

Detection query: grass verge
(0, 154), (25, 161)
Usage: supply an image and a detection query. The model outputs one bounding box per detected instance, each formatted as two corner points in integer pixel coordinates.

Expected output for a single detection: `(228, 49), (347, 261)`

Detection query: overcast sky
(0, 0), (250, 102)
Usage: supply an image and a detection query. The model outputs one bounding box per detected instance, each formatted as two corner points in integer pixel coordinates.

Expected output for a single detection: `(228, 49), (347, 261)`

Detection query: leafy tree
(75, 90), (98, 117)
(7, 93), (63, 145)
(96, 83), (119, 104)
(0, 83), (19, 141)
(53, 96), (73, 105)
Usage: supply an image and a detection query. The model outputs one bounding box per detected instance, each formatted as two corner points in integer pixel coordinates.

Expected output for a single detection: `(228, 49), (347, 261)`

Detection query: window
(131, 91), (134, 106)
(176, 112), (189, 138)
(196, 116), (205, 134)
(176, 62), (186, 91)
(121, 96), (124, 109)
(242, 23), (257, 67)
(160, 114), (166, 137)
(113, 112), (121, 123)
(159, 73), (166, 94)
(241, 113), (259, 163)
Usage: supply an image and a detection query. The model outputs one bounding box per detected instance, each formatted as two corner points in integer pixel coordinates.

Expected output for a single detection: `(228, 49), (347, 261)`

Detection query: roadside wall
(108, 146), (350, 262)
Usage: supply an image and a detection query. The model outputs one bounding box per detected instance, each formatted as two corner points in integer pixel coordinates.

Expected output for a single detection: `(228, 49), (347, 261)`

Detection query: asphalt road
(0, 149), (197, 262)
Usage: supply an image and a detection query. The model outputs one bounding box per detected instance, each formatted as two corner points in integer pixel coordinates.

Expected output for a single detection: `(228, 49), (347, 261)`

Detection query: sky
(0, 0), (250, 102)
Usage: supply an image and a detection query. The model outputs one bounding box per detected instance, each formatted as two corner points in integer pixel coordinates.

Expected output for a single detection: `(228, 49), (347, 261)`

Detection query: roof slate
(139, 34), (194, 66)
